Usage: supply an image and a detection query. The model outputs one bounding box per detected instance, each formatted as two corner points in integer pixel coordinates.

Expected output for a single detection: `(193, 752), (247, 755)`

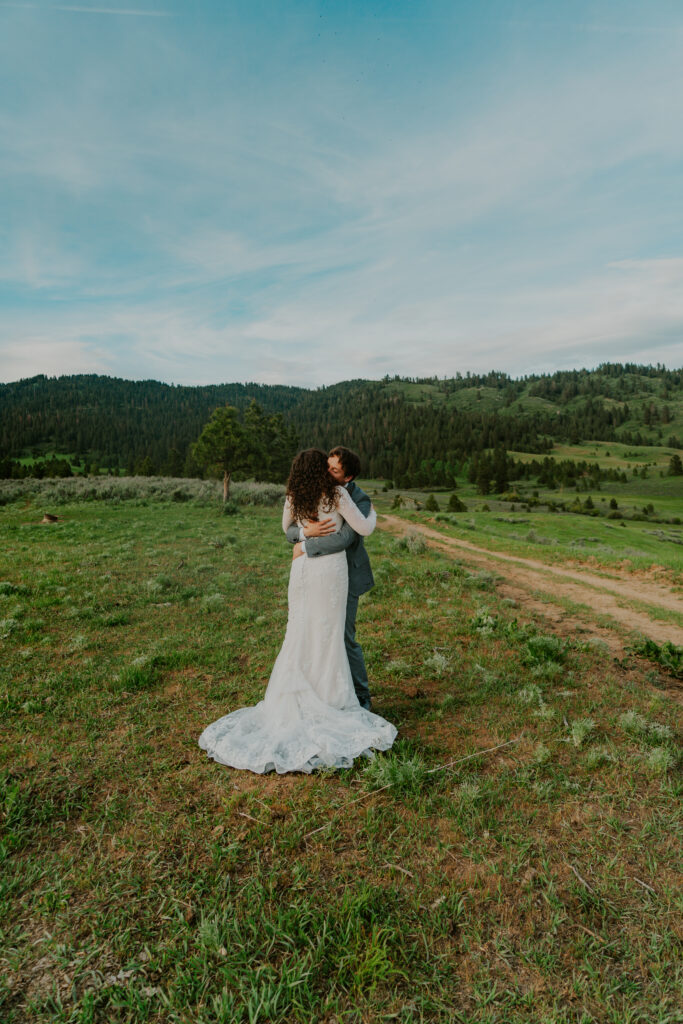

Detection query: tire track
(380, 514), (683, 648)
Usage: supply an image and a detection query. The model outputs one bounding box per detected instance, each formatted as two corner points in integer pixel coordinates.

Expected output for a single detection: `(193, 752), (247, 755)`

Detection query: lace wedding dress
(198, 487), (397, 774)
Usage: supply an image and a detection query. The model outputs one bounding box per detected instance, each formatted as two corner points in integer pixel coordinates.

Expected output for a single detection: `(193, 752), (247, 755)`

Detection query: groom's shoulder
(347, 480), (370, 505)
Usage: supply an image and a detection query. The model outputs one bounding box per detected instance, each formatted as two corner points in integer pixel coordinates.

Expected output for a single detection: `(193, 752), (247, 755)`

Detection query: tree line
(0, 364), (680, 484)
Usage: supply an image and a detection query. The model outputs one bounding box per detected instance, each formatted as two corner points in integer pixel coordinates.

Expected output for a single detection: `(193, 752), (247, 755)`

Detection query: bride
(198, 448), (397, 774)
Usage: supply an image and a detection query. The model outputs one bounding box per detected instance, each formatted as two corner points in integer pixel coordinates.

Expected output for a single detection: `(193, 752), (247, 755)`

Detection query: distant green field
(509, 441), (680, 471)
(15, 452), (82, 467)
(362, 471), (683, 579)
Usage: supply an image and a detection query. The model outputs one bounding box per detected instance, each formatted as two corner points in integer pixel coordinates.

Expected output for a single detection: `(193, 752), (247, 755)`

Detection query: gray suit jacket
(285, 480), (375, 597)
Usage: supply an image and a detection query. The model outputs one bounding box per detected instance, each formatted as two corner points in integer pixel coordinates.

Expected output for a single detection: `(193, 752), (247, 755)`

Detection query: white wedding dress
(198, 487), (397, 774)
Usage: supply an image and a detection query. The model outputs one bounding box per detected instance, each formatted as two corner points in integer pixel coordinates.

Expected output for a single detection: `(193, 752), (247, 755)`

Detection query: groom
(287, 446), (375, 710)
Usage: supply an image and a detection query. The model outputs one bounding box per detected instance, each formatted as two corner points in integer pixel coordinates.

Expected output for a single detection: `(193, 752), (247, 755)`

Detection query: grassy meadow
(1, 485), (682, 1023)
(364, 443), (683, 582)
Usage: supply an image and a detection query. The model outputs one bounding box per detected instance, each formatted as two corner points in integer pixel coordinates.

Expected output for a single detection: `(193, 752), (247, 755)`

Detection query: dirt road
(380, 515), (683, 652)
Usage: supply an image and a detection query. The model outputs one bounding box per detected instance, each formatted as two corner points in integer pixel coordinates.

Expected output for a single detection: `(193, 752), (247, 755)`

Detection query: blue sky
(1, 0), (682, 386)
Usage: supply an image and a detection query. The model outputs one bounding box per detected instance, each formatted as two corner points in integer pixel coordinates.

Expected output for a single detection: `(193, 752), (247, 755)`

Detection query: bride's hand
(304, 517), (336, 537)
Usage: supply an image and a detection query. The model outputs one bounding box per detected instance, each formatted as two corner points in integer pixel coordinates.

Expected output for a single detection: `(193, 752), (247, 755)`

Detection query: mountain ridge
(1, 364), (681, 481)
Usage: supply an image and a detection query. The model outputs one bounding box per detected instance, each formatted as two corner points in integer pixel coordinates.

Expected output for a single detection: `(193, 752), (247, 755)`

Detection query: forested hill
(1, 364), (681, 481)
(0, 375), (306, 473)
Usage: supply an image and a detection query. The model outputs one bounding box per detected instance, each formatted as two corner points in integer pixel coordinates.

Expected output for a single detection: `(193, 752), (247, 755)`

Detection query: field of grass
(363, 460), (683, 581)
(399, 507), (683, 580)
(1, 492), (682, 1023)
(508, 441), (679, 471)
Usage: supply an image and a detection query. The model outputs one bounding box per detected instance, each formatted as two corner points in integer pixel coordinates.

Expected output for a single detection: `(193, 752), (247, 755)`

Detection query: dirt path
(380, 515), (683, 651)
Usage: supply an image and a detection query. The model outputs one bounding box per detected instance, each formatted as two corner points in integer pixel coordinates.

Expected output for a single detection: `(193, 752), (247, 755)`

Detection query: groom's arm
(300, 520), (356, 557)
(287, 485), (370, 556)
(285, 522), (302, 545)
(286, 519), (356, 555)
(302, 487), (371, 556)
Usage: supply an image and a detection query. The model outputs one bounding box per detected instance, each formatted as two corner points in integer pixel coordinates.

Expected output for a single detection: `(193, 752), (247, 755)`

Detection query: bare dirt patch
(380, 515), (683, 652)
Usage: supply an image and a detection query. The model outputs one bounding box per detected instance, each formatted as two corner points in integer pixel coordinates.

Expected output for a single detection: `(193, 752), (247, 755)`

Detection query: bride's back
(299, 494), (343, 531)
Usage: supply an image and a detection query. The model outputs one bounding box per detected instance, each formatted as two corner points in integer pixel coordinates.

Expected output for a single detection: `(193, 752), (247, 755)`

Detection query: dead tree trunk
(223, 470), (231, 503)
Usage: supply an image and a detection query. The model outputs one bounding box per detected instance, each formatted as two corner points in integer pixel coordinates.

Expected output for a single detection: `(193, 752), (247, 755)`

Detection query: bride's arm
(282, 496), (296, 533)
(336, 487), (376, 536)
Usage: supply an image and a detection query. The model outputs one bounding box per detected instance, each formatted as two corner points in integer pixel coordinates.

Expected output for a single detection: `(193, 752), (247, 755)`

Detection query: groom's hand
(293, 542), (305, 559)
(304, 517), (336, 537)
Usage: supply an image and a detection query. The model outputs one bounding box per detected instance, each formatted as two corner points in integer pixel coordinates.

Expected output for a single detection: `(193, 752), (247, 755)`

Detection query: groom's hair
(329, 446), (361, 480)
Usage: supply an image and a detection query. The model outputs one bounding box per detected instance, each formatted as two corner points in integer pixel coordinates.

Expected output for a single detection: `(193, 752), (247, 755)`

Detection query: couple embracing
(199, 446), (397, 774)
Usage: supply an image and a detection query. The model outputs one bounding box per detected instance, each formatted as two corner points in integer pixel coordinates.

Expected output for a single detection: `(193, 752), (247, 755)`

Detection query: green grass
(365, 463), (683, 580)
(1, 497), (681, 1023)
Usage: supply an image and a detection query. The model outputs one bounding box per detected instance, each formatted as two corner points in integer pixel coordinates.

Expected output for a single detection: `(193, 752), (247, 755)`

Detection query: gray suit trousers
(344, 592), (371, 707)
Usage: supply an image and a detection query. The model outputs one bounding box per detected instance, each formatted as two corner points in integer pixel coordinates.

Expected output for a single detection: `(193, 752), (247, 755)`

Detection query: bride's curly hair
(286, 448), (339, 524)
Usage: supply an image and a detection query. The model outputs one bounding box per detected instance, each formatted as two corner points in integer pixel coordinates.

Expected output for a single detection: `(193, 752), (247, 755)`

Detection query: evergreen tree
(192, 402), (297, 499)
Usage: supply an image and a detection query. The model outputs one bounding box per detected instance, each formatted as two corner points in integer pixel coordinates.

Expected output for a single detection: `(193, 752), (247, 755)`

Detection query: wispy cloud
(0, 1), (682, 384)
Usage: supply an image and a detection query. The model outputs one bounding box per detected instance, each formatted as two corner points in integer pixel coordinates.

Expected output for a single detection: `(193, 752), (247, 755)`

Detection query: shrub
(231, 482), (286, 507)
(0, 618), (19, 639)
(114, 656), (162, 693)
(396, 530), (427, 554)
(363, 744), (430, 796)
(570, 718), (596, 748)
(448, 493), (467, 512)
(425, 494), (440, 512)
(646, 746), (678, 774)
(533, 743), (552, 766)
(385, 658), (411, 677)
(423, 651), (450, 676)
(470, 610), (497, 635)
(619, 711), (674, 745)
(464, 570), (496, 591)
(524, 635), (568, 666)
(585, 746), (612, 769)
(629, 638), (683, 679)
(0, 476), (286, 508)
(516, 684), (543, 706)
